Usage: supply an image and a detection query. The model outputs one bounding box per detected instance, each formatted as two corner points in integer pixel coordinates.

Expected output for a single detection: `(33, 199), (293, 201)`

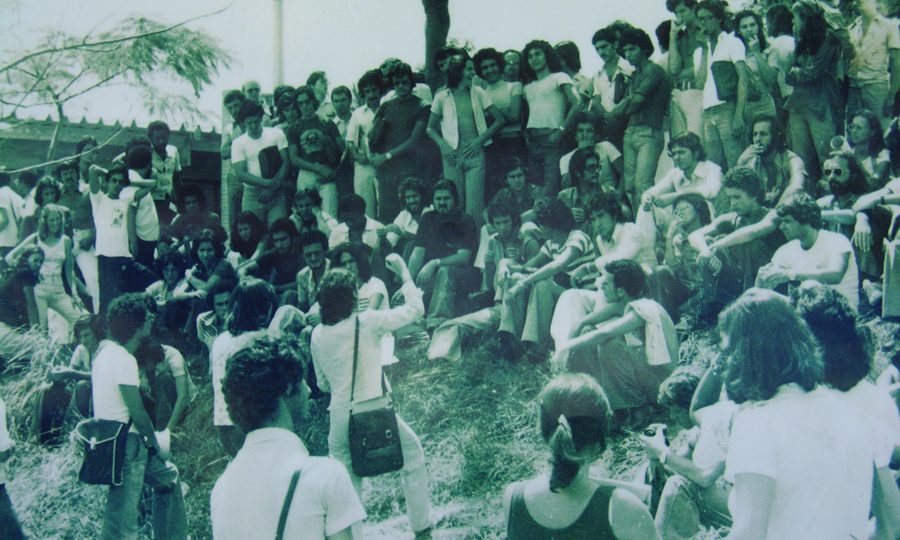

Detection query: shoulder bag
(347, 316), (404, 477)
(275, 468), (303, 540)
(74, 418), (132, 486)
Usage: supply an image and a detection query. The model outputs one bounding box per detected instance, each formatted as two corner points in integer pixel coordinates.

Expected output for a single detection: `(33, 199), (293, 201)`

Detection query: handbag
(74, 418), (132, 486)
(347, 316), (404, 477)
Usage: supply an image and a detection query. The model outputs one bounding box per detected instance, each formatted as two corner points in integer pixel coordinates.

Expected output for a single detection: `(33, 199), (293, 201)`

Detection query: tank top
(507, 482), (616, 540)
(37, 237), (65, 286)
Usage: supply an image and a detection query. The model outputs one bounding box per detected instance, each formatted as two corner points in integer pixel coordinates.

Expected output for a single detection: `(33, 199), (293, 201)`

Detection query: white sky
(1, 0), (673, 131)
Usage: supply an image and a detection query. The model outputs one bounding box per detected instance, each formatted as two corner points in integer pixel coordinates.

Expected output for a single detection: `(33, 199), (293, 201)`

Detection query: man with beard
(756, 193), (859, 310)
(735, 115), (806, 207)
(380, 176), (430, 258)
(688, 167), (786, 318)
(211, 336), (365, 539)
(408, 179), (479, 332)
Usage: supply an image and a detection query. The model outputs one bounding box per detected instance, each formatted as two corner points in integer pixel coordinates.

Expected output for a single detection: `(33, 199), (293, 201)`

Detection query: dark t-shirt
(415, 209), (478, 262)
(285, 117), (342, 167)
(371, 96), (429, 175)
(716, 206), (786, 291)
(193, 258), (238, 285)
(627, 62), (671, 131)
(253, 246), (304, 288)
(0, 268), (38, 328)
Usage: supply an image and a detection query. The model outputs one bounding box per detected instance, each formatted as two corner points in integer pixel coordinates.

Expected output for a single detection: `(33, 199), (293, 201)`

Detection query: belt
(675, 81), (697, 91)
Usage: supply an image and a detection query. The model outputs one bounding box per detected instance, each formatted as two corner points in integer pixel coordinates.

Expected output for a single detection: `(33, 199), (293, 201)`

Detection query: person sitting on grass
(503, 372), (659, 540)
(167, 185), (224, 251)
(134, 338), (196, 434)
(0, 394), (25, 539)
(242, 217), (305, 302)
(211, 336), (366, 540)
(288, 188), (339, 239)
(226, 211), (267, 271)
(499, 199), (593, 363)
(641, 362), (736, 540)
(195, 279), (236, 354)
(380, 176), (430, 259)
(553, 259), (678, 415)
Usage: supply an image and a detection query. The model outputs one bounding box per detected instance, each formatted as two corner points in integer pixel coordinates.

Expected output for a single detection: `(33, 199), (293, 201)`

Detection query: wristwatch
(385, 152), (393, 161)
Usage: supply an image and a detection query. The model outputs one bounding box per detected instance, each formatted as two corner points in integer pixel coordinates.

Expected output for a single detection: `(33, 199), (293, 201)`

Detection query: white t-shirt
(0, 187), (22, 248)
(726, 385), (874, 540)
(770, 229), (859, 310)
(123, 169), (160, 241)
(524, 72), (574, 129)
(91, 340), (140, 425)
(231, 127), (288, 178)
(345, 104), (375, 154)
(481, 80), (523, 135)
(691, 399), (738, 470)
(559, 141), (622, 187)
(844, 380), (900, 468)
(211, 428), (365, 540)
(90, 190), (135, 257)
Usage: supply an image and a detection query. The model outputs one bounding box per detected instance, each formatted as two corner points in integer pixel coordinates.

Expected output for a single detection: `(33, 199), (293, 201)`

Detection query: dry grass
(1, 317), (896, 539)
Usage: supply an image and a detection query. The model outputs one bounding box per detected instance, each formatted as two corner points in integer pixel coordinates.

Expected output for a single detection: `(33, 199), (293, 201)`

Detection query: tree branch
(0, 2), (234, 76)
(6, 126), (127, 174)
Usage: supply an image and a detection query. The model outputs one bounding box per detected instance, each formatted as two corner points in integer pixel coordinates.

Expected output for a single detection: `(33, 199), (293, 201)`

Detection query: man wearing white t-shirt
(756, 193), (859, 310)
(211, 336), (365, 540)
(231, 101), (289, 225)
(122, 144), (160, 269)
(89, 163), (154, 314)
(92, 293), (186, 539)
(345, 69), (383, 218)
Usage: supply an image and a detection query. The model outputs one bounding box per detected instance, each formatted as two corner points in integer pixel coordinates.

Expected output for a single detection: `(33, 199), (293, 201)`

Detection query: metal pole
(274, 0), (284, 85)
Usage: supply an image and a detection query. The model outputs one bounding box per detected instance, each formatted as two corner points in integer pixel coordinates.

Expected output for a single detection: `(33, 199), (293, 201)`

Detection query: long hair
(520, 40), (563, 84)
(793, 1), (829, 56)
(849, 109), (887, 156)
(720, 288), (822, 404)
(34, 176), (61, 207)
(671, 193), (712, 226)
(826, 151), (868, 196)
(191, 228), (226, 266)
(37, 204), (67, 241)
(226, 278), (276, 335)
(734, 10), (768, 51)
(329, 242), (373, 282)
(791, 282), (871, 392)
(230, 212), (267, 259)
(538, 373), (611, 492)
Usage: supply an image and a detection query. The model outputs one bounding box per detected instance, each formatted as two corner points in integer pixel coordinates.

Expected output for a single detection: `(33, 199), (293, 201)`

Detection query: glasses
(823, 168), (843, 176)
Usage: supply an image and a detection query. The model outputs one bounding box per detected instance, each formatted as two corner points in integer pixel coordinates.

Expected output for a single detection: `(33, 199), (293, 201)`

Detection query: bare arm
(408, 246), (426, 282)
(708, 211), (777, 252)
(165, 375), (190, 432)
(3, 233), (38, 266)
(232, 160), (277, 189)
(559, 310), (644, 353)
(609, 488), (661, 540)
(119, 384), (160, 452)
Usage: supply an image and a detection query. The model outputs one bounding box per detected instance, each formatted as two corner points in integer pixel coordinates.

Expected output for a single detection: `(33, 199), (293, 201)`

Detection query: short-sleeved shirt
(481, 80), (523, 136)
(696, 31), (747, 109)
(285, 117), (342, 167)
(211, 428), (366, 540)
(123, 170), (160, 241)
(559, 141), (622, 189)
(254, 246), (304, 288)
(91, 340), (140, 425)
(431, 86), (494, 149)
(770, 229), (859, 310)
(656, 160), (723, 201)
(345, 104), (376, 154)
(849, 15), (900, 85)
(371, 96), (429, 175)
(150, 144), (181, 201)
(296, 263), (328, 312)
(231, 128), (289, 203)
(540, 229), (593, 275)
(90, 190), (135, 258)
(414, 209), (478, 262)
(524, 72), (574, 129)
(626, 62), (671, 130)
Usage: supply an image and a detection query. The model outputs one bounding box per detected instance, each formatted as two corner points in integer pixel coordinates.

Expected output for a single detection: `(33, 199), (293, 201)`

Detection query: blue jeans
(623, 125), (664, 209)
(525, 128), (564, 195)
(703, 103), (744, 170)
(441, 148), (486, 219)
(101, 433), (186, 540)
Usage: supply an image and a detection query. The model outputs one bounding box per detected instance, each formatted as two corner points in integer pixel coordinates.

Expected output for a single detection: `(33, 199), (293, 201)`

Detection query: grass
(2, 316), (897, 539)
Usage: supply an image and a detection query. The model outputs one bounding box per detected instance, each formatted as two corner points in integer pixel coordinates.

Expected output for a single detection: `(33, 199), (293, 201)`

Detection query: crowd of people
(0, 0), (899, 538)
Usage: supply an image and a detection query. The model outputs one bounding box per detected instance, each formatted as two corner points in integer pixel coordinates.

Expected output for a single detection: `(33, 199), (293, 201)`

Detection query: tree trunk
(46, 100), (65, 162)
(422, 0), (450, 92)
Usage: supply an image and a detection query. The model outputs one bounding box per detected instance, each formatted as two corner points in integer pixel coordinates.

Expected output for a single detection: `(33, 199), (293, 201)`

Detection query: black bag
(710, 60), (761, 102)
(347, 316), (404, 477)
(258, 145), (284, 179)
(74, 418), (131, 486)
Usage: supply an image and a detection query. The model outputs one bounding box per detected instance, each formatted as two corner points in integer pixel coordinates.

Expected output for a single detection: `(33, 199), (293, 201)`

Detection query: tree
(0, 6), (233, 160)
(422, 0), (450, 91)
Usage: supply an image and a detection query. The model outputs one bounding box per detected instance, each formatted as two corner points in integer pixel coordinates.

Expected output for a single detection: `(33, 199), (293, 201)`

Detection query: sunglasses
(823, 168), (843, 176)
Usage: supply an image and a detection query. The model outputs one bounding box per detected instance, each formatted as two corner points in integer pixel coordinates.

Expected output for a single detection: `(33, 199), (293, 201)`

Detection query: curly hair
(34, 176), (61, 208)
(734, 10), (768, 51)
(657, 364), (704, 409)
(538, 373), (611, 492)
(37, 203), (67, 241)
(329, 242), (373, 282)
(723, 166), (765, 204)
(520, 40), (563, 84)
(619, 27), (655, 58)
(569, 147), (599, 191)
(191, 228), (226, 263)
(606, 259), (647, 298)
(720, 288), (822, 404)
(317, 268), (358, 326)
(849, 109), (887, 157)
(588, 192), (625, 223)
(156, 250), (189, 278)
(791, 282), (871, 392)
(776, 192), (821, 229)
(230, 211), (267, 259)
(106, 293), (154, 344)
(535, 197), (576, 233)
(473, 48), (505, 79)
(223, 336), (307, 432)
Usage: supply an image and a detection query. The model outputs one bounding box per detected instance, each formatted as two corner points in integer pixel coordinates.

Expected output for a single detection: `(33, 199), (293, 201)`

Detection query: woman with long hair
(310, 255), (434, 538)
(187, 229), (238, 296)
(226, 211), (267, 270)
(503, 373), (658, 539)
(328, 242), (386, 312)
(847, 109), (890, 188)
(4, 204), (85, 338)
(559, 147), (608, 227)
(784, 0), (843, 179)
(521, 39), (583, 196)
(210, 277), (277, 455)
(721, 288), (876, 539)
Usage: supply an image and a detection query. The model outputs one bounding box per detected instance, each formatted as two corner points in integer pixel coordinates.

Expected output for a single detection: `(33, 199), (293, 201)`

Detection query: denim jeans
(441, 148), (486, 219)
(623, 125), (664, 209)
(670, 89), (704, 140)
(427, 306), (500, 361)
(101, 433), (186, 540)
(297, 169), (338, 216)
(847, 81), (892, 130)
(703, 103), (744, 171)
(328, 408), (432, 533)
(525, 128), (564, 195)
(421, 265), (480, 331)
(34, 280), (85, 337)
(787, 106), (835, 180)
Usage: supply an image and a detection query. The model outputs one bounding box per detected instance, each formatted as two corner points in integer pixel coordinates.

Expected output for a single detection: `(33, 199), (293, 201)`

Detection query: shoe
(498, 332), (524, 361)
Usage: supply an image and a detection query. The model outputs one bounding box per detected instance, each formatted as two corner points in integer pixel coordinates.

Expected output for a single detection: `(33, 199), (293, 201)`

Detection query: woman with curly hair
(503, 373), (658, 539)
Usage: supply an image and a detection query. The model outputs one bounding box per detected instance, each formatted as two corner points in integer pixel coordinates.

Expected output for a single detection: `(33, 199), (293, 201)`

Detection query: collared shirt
(345, 104), (376, 155)
(540, 229), (594, 275)
(431, 86), (494, 149)
(849, 15), (900, 85)
(211, 428), (365, 540)
(327, 216), (384, 250)
(625, 61), (671, 130)
(296, 261), (329, 312)
(591, 57), (635, 111)
(655, 160), (723, 201)
(332, 113), (351, 140)
(387, 206), (431, 247)
(696, 31), (746, 109)
(736, 148), (806, 207)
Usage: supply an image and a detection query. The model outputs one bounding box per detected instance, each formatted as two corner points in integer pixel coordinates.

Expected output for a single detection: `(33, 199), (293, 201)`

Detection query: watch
(385, 152), (393, 161)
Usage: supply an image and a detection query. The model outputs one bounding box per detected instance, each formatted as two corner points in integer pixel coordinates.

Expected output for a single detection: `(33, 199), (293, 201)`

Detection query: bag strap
(275, 469), (302, 540)
(350, 315), (360, 406)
